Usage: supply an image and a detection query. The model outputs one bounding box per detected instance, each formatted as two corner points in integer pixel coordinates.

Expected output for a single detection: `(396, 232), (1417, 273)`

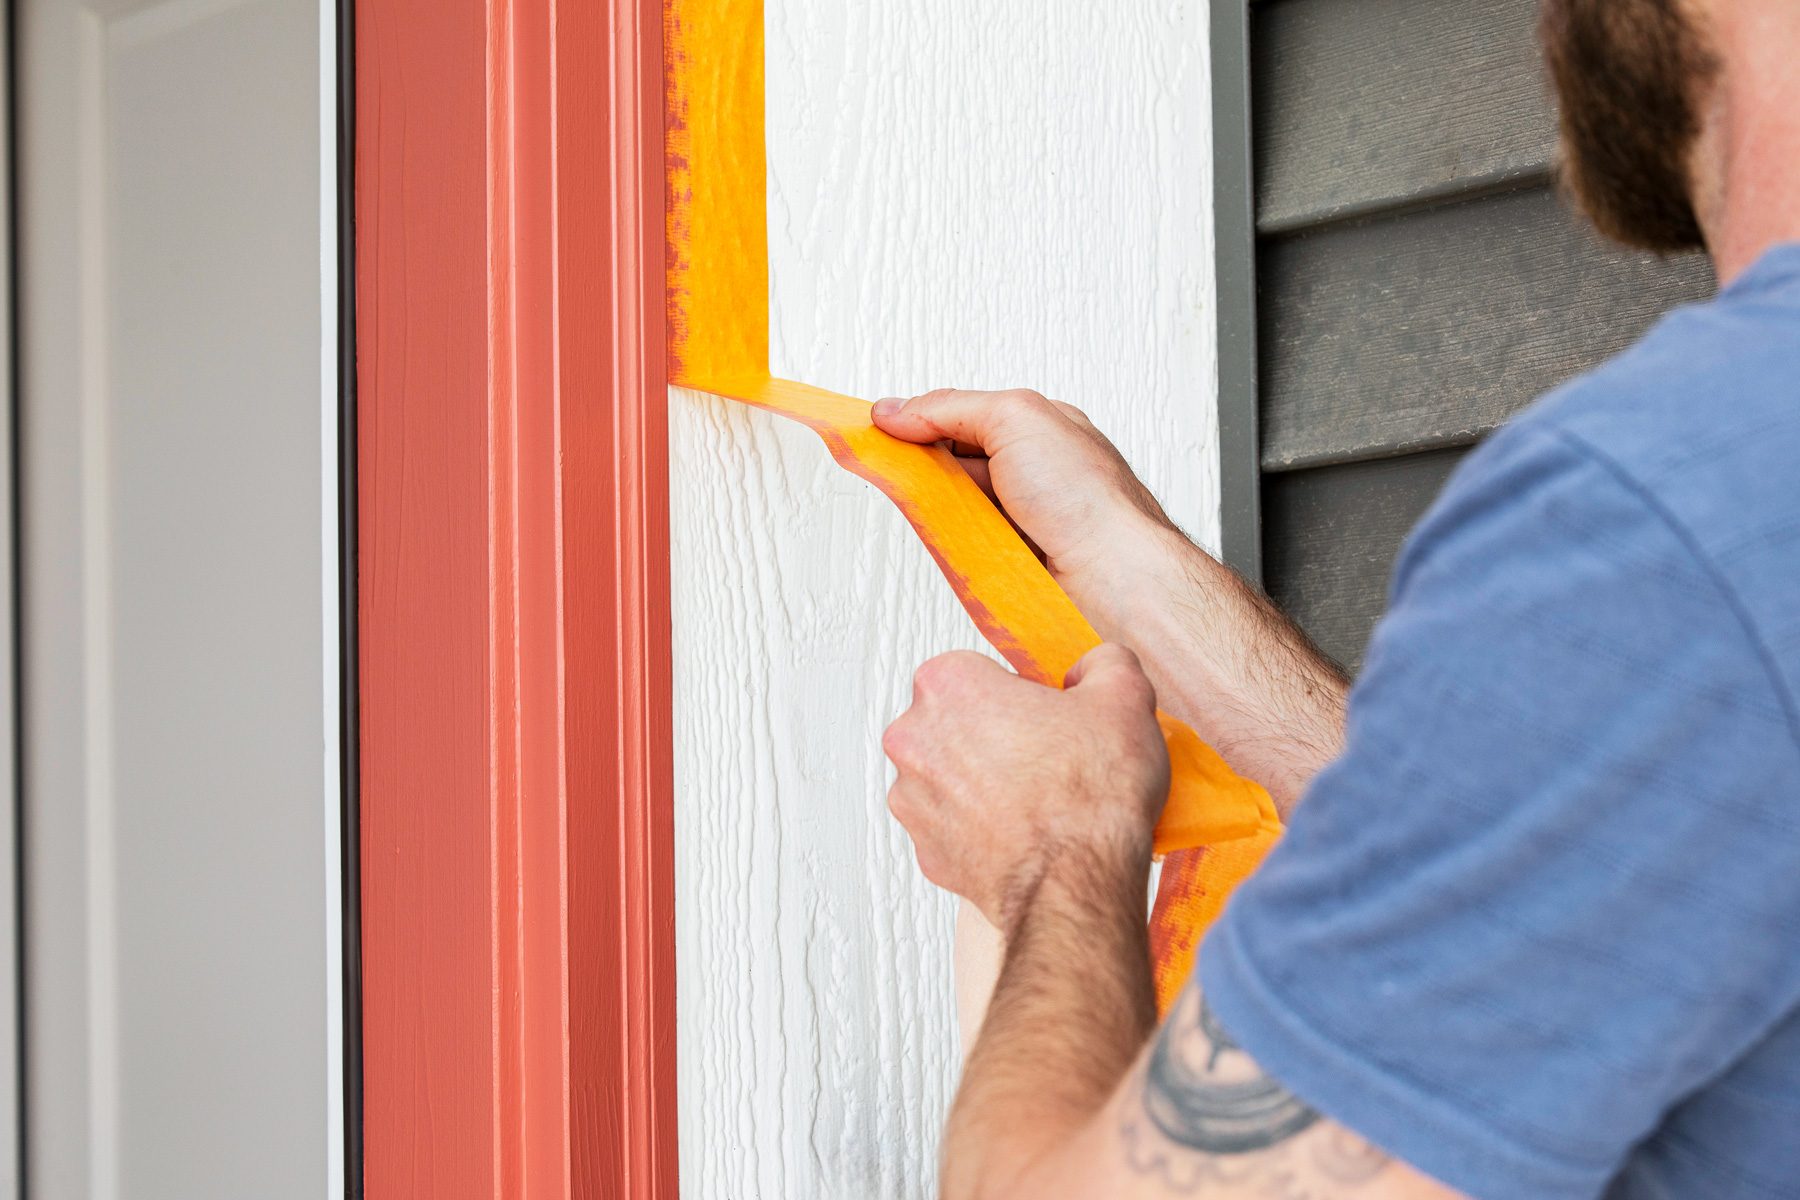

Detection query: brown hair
(1538, 0), (1719, 252)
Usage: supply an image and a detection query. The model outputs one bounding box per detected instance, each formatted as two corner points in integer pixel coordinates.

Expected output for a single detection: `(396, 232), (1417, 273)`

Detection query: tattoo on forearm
(1145, 991), (1321, 1153)
(1121, 988), (1391, 1196)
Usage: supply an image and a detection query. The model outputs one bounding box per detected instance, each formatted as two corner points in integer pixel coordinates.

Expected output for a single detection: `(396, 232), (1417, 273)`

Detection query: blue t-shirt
(1201, 242), (1800, 1200)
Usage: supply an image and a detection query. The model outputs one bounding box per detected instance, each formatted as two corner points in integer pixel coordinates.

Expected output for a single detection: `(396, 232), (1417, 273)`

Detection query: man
(872, 1), (1800, 1196)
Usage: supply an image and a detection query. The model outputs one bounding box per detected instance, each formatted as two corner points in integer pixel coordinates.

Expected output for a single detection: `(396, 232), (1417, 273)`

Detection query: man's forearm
(1082, 522), (1349, 815)
(942, 843), (1157, 1199)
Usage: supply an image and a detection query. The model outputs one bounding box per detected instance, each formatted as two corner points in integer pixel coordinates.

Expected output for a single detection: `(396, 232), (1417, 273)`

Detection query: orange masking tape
(687, 374), (1280, 855)
(667, 0), (1279, 1003)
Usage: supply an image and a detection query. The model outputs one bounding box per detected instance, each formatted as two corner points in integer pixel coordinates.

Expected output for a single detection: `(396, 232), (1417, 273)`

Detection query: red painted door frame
(356, 0), (676, 1194)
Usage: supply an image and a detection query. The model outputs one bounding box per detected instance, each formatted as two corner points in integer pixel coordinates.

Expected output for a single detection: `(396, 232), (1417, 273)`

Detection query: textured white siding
(671, 2), (1220, 1195)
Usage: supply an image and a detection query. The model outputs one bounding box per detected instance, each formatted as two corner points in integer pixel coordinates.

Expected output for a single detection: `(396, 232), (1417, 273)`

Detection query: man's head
(1538, 0), (1719, 253)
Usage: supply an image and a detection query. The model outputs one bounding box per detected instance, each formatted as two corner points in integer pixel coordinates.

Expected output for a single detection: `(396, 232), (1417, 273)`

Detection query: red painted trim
(357, 0), (675, 1194)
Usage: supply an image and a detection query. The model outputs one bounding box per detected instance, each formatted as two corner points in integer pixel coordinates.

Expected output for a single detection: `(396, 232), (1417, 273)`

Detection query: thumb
(1062, 643), (1155, 709)
(871, 388), (1044, 452)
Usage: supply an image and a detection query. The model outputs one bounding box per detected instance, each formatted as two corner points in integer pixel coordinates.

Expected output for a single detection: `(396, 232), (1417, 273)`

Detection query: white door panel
(18, 1), (340, 1196)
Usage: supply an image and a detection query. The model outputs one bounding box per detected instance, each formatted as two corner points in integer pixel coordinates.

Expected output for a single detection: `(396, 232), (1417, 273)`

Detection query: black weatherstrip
(336, 0), (364, 1194)
(5, 0), (25, 1190)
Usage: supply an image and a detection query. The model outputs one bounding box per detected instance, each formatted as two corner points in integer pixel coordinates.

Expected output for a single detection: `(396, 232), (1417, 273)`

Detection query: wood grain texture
(1253, 0), (1556, 233)
(563, 3), (680, 1195)
(358, 0), (675, 1196)
(670, 2), (1220, 1194)
(1263, 449), (1467, 672)
(1259, 186), (1716, 472)
(357, 0), (493, 1189)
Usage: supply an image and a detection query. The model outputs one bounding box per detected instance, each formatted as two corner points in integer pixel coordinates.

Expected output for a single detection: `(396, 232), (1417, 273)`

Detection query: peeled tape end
(1151, 711), (1282, 856)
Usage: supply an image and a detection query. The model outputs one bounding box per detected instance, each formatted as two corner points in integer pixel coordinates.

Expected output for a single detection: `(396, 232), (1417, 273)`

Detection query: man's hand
(882, 642), (1168, 934)
(872, 389), (1180, 623)
(882, 651), (1458, 1200)
(875, 386), (1348, 816)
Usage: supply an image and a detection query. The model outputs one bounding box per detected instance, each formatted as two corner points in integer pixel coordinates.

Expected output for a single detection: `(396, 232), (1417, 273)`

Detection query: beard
(1538, 0), (1719, 253)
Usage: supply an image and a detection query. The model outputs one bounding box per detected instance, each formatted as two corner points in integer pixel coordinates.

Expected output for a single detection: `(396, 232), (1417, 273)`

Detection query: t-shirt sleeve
(1197, 420), (1800, 1200)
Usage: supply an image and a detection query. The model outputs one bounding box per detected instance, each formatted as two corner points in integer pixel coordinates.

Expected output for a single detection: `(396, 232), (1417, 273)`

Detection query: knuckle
(1120, 673), (1157, 713)
(1105, 643), (1145, 674)
(1082, 645), (1158, 711)
(914, 651), (984, 696)
(1090, 642), (1127, 666)
(911, 657), (947, 697)
(1103, 642), (1147, 678)
(1052, 399), (1092, 425)
(998, 388), (1049, 417)
(914, 846), (947, 890)
(940, 649), (990, 674)
(881, 718), (910, 764)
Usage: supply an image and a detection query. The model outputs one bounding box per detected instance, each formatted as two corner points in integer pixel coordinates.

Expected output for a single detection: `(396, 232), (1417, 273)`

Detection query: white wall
(18, 1), (340, 1196)
(671, 2), (1220, 1195)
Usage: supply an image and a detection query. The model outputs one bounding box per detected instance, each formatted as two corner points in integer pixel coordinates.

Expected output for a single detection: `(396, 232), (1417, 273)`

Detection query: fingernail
(872, 397), (904, 418)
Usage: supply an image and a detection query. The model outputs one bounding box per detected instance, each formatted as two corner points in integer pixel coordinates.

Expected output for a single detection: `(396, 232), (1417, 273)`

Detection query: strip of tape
(665, 0), (1276, 1006)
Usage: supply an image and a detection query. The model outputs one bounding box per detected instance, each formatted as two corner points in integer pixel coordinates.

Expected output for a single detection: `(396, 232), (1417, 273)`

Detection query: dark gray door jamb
(1212, 0), (1262, 585)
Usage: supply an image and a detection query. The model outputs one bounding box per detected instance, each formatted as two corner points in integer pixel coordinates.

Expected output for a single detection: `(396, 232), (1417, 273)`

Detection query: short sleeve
(1198, 420), (1800, 1200)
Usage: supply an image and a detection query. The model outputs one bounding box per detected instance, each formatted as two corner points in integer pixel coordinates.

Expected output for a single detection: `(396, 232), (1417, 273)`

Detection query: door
(18, 1), (344, 1194)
